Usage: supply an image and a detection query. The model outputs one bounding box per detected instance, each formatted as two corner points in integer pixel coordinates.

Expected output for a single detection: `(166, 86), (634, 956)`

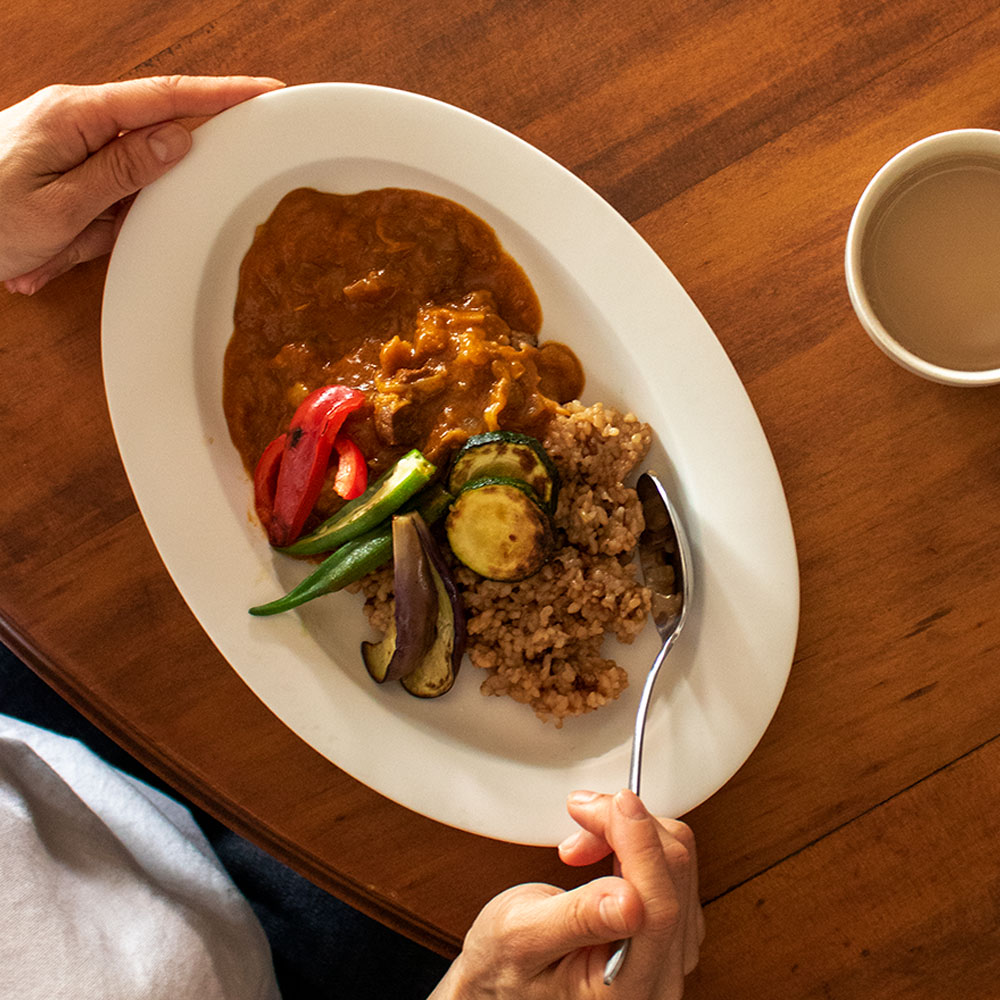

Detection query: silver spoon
(604, 470), (693, 985)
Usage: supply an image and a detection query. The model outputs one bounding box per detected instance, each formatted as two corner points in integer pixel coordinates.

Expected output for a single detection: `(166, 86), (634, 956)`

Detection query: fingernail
(558, 831), (582, 853)
(615, 789), (648, 820)
(568, 789), (600, 805)
(599, 891), (631, 935)
(148, 123), (191, 163)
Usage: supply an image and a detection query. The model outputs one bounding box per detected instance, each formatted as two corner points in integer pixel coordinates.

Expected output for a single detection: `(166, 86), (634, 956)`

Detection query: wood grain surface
(3, 0), (1000, 993)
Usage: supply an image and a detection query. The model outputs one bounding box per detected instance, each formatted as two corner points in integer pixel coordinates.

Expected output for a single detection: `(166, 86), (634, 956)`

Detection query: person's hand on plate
(429, 789), (704, 999)
(0, 75), (284, 294)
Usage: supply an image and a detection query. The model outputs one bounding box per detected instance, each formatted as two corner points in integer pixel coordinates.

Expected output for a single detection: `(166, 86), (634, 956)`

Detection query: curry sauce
(223, 187), (584, 517)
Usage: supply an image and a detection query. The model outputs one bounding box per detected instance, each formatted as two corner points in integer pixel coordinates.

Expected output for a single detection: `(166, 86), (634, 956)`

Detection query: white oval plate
(102, 83), (798, 846)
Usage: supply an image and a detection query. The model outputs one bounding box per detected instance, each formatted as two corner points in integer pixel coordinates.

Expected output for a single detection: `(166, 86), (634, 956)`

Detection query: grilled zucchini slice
(445, 476), (554, 581)
(447, 431), (559, 511)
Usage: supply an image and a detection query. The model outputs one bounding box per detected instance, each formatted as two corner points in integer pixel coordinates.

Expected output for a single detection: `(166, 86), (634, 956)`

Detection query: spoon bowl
(628, 470), (693, 789)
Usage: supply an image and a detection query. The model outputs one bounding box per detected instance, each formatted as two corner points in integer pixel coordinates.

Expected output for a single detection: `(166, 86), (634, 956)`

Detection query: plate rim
(101, 82), (799, 845)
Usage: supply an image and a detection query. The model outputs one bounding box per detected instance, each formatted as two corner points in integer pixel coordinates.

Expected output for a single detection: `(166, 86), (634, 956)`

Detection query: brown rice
(358, 400), (653, 724)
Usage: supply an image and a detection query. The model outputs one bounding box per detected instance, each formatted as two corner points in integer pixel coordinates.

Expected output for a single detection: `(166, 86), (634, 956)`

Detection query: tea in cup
(845, 129), (1000, 386)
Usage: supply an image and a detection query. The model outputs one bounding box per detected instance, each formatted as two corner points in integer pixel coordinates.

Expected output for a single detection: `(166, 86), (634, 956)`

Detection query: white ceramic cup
(845, 128), (1000, 386)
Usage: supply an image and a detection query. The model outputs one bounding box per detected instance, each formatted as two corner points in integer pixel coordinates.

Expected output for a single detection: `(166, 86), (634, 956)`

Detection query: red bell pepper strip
(332, 432), (368, 500)
(269, 385), (367, 546)
(253, 432), (287, 538)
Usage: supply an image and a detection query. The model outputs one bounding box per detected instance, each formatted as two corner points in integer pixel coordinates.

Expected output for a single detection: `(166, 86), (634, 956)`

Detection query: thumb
(54, 121), (192, 231)
(521, 877), (643, 971)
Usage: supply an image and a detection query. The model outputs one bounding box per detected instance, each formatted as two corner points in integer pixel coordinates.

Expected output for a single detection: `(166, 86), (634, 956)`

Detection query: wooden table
(4, 0), (1000, 993)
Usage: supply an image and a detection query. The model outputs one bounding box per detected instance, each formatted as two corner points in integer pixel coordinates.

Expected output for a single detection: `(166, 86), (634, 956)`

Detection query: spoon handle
(603, 919), (630, 984)
(627, 634), (675, 792)
(603, 634), (676, 985)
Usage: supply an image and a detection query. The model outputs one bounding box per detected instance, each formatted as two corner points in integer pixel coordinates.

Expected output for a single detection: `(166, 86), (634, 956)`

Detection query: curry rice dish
(225, 187), (653, 724)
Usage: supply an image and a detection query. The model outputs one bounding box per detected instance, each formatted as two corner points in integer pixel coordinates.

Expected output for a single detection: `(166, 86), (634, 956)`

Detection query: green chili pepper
(249, 484), (453, 617)
(280, 449), (436, 556)
(249, 529), (392, 617)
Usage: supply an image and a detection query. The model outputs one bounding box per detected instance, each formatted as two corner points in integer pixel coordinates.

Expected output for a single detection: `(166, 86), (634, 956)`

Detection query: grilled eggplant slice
(401, 514), (466, 698)
(360, 511), (466, 698)
(361, 513), (437, 683)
